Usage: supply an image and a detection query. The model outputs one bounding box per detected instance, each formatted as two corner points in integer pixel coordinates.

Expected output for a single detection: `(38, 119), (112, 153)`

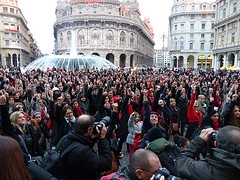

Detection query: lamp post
(162, 33), (165, 68)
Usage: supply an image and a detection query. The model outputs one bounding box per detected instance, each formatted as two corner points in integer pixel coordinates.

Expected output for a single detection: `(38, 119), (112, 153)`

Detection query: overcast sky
(19, 0), (173, 54)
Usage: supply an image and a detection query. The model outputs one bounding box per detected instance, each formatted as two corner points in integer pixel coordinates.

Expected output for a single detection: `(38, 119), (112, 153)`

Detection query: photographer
(175, 126), (240, 180)
(59, 114), (112, 180)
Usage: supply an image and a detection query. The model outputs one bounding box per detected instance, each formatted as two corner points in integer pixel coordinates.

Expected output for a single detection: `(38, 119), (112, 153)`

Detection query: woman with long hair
(222, 94), (240, 127)
(0, 136), (32, 180)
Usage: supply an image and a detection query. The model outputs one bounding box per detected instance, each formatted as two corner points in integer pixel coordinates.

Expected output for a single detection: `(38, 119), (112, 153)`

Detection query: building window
(231, 32), (235, 43)
(190, 14), (195, 19)
(78, 30), (84, 46)
(211, 33), (214, 38)
(190, 24), (194, 30)
(210, 42), (213, 49)
(106, 30), (114, 46)
(12, 41), (16, 47)
(67, 31), (72, 46)
(233, 2), (237, 13)
(79, 7), (82, 14)
(192, 5), (195, 10)
(10, 8), (14, 13)
(200, 42), (204, 50)
(202, 23), (205, 29)
(3, 7), (8, 13)
(59, 33), (63, 46)
(232, 21), (237, 28)
(180, 24), (184, 30)
(222, 8), (226, 18)
(4, 33), (9, 37)
(203, 5), (206, 10)
(5, 40), (10, 47)
(174, 25), (178, 31)
(189, 43), (193, 50)
(221, 36), (224, 45)
(174, 42), (177, 50)
(190, 34), (194, 38)
(93, 7), (97, 13)
(201, 34), (205, 38)
(221, 25), (225, 32)
(202, 14), (206, 19)
(211, 23), (214, 29)
(180, 42), (184, 50)
(4, 23), (9, 29)
(130, 33), (134, 47)
(120, 31), (126, 47)
(92, 29), (99, 45)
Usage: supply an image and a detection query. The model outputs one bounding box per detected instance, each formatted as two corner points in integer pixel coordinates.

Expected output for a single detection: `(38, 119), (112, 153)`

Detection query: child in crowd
(126, 112), (142, 161)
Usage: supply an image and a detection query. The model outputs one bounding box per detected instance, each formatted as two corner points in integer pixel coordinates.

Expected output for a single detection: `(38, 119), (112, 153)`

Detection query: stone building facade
(53, 0), (155, 68)
(0, 0), (40, 67)
(169, 0), (216, 69)
(212, 0), (240, 69)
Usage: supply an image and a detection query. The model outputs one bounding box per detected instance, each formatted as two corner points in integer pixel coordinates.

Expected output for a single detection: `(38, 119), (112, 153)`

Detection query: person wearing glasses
(101, 148), (166, 180)
(0, 90), (57, 180)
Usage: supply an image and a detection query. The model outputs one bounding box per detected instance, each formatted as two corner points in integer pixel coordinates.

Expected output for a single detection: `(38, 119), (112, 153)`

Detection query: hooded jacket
(147, 138), (181, 176)
(175, 136), (240, 180)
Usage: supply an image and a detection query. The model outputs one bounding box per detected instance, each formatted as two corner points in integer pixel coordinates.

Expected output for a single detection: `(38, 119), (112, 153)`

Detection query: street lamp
(162, 33), (166, 68)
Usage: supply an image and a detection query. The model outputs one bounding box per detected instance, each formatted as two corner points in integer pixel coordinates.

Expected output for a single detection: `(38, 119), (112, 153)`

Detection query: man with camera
(59, 114), (112, 180)
(175, 125), (240, 180)
(101, 149), (176, 180)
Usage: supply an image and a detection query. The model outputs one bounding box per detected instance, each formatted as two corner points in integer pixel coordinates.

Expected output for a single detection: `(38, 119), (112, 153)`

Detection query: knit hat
(146, 127), (165, 142)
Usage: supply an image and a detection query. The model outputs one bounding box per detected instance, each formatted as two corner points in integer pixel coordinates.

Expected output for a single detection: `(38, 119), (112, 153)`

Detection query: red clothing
(188, 92), (202, 125)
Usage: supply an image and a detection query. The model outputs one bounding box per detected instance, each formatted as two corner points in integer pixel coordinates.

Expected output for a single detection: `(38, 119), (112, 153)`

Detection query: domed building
(53, 0), (155, 67)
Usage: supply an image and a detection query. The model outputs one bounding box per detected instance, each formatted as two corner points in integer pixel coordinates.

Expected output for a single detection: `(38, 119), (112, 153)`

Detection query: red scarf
(73, 107), (83, 117)
(212, 120), (219, 130)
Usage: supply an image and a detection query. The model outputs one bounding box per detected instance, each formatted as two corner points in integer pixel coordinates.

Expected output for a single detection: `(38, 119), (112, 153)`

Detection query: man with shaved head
(59, 114), (112, 180)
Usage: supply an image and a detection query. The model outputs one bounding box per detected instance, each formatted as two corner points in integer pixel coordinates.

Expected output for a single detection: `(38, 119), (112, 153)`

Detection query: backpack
(42, 136), (79, 180)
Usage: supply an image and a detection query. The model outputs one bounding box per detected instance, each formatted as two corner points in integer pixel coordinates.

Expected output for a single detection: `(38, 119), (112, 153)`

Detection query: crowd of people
(0, 66), (240, 180)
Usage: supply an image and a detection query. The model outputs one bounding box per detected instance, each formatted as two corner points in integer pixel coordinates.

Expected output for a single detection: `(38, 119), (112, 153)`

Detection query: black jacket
(1, 105), (43, 160)
(61, 131), (112, 180)
(175, 136), (240, 180)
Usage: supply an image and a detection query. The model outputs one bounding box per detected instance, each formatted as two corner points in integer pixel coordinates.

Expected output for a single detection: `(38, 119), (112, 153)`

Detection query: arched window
(106, 30), (114, 46)
(91, 29), (99, 45)
(120, 31), (126, 47)
(130, 33), (134, 47)
(180, 37), (184, 50)
(78, 30), (84, 46)
(59, 32), (63, 46)
(67, 31), (72, 46)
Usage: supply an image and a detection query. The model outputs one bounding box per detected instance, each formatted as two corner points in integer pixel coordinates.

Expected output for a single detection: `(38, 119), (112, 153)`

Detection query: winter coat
(175, 136), (240, 180)
(60, 132), (112, 180)
(52, 104), (75, 146)
(116, 95), (132, 139)
(147, 138), (181, 176)
(1, 104), (44, 161)
(126, 114), (142, 145)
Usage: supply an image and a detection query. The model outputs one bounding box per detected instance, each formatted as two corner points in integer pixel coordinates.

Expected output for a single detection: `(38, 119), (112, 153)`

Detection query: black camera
(205, 126), (218, 148)
(93, 116), (111, 134)
(153, 168), (170, 180)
